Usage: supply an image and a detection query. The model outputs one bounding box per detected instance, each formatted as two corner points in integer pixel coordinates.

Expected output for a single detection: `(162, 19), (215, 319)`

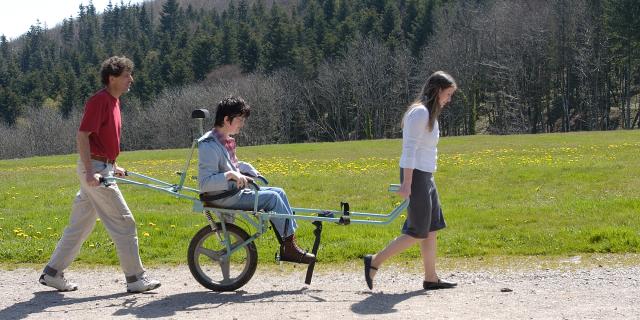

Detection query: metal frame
(99, 108), (409, 289)
(104, 170), (408, 257)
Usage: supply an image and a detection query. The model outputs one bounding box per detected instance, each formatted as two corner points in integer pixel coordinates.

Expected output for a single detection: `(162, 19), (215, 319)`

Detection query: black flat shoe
(423, 278), (457, 290)
(363, 254), (377, 290)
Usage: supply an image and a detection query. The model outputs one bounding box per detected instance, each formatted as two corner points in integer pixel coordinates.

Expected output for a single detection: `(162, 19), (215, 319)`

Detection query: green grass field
(1, 130), (639, 268)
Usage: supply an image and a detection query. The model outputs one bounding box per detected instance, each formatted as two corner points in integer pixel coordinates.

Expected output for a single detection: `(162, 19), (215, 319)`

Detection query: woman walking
(364, 71), (458, 290)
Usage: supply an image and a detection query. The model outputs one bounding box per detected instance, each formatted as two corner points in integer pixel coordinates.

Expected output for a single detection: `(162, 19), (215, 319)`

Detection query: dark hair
(214, 96), (251, 127)
(403, 71), (457, 131)
(100, 56), (134, 86)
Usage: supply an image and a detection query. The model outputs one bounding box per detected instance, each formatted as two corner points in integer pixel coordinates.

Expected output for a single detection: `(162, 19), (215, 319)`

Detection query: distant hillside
(0, 0), (444, 125)
(0, 0), (638, 160)
(144, 0), (295, 18)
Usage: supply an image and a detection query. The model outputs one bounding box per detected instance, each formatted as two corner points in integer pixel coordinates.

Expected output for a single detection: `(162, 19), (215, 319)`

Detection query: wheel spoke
(220, 259), (231, 281)
(229, 240), (242, 250)
(197, 247), (223, 261)
(188, 224), (257, 291)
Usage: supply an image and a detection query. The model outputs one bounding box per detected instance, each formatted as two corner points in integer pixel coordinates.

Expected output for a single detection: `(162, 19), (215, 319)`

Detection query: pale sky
(0, 0), (146, 41)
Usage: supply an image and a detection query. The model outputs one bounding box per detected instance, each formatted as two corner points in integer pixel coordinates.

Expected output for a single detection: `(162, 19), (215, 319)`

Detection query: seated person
(198, 96), (315, 264)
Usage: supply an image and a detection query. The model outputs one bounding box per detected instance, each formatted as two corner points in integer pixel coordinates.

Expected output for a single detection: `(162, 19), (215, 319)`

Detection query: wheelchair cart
(102, 109), (408, 291)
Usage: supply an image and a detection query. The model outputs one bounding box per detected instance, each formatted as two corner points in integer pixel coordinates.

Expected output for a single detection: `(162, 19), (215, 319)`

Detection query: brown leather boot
(280, 234), (316, 264)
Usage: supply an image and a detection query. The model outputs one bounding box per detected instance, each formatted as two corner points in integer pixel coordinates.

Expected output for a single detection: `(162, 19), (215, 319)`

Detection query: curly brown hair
(100, 56), (134, 86)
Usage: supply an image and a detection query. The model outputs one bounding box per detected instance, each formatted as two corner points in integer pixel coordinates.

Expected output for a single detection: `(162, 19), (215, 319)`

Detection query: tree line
(0, 0), (639, 159)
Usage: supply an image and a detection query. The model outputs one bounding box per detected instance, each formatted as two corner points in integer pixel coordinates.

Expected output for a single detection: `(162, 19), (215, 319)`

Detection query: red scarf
(213, 129), (239, 169)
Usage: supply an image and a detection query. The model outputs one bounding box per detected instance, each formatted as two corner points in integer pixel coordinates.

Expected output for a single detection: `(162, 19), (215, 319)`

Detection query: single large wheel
(187, 223), (258, 291)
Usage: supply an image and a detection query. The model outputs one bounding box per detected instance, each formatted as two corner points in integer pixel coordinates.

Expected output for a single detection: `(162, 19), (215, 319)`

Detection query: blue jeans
(227, 187), (297, 238)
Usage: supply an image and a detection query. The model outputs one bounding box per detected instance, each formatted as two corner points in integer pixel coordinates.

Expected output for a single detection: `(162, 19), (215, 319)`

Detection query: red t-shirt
(78, 89), (122, 161)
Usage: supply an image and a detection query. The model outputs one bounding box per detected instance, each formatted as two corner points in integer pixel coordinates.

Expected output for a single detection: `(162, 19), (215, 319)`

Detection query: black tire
(187, 223), (258, 291)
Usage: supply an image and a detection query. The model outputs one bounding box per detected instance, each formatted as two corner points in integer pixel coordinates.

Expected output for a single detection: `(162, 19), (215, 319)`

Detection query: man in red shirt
(39, 56), (161, 293)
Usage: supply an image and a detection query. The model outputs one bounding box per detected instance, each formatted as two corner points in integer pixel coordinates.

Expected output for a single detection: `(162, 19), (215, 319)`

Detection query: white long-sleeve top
(399, 104), (439, 172)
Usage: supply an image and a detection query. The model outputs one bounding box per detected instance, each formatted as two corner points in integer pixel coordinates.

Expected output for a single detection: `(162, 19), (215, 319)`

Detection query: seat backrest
(191, 109), (210, 119)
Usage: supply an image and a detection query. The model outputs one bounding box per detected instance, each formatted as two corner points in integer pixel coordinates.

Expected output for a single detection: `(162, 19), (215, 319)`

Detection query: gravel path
(2, 258), (639, 320)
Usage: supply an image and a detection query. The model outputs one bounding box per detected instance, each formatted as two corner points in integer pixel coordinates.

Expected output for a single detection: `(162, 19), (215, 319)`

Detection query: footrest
(338, 216), (350, 225)
(304, 220), (323, 285)
(316, 210), (334, 219)
(338, 202), (350, 225)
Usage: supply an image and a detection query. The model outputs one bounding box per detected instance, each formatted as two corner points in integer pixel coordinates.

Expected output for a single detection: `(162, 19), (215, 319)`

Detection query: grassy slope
(1, 130), (639, 267)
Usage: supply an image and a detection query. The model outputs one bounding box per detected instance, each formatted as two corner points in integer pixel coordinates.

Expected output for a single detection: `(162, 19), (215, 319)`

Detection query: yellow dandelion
(47, 227), (52, 230)
(89, 244), (95, 248)
(143, 232), (150, 237)
(148, 222), (156, 227)
(170, 225), (176, 228)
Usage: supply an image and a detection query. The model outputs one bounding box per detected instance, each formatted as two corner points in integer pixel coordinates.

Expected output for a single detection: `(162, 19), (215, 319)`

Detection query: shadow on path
(112, 287), (321, 318)
(0, 286), (425, 318)
(351, 290), (428, 315)
(0, 290), (130, 320)
(1, 287), (322, 319)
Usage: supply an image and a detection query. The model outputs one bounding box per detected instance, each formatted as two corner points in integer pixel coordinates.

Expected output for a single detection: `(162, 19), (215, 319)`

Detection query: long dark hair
(402, 71), (457, 132)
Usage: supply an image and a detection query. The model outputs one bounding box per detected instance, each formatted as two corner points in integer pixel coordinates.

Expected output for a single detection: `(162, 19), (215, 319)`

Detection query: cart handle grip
(98, 177), (112, 187)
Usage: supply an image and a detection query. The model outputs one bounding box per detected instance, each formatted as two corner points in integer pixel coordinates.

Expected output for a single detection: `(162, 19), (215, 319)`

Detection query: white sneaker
(126, 274), (161, 293)
(39, 273), (78, 292)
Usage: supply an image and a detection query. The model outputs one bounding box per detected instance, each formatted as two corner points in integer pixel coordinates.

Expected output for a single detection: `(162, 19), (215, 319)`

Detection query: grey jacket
(197, 131), (247, 207)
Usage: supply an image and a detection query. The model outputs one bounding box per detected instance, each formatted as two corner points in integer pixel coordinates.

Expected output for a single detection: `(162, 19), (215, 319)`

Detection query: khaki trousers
(45, 160), (145, 281)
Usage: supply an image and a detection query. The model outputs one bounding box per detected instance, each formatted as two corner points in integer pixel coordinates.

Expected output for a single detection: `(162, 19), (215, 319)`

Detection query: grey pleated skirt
(400, 168), (447, 238)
